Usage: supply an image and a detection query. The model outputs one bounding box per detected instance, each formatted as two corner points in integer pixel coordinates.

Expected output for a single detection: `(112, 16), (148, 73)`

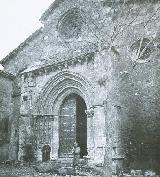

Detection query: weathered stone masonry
(18, 54), (106, 163)
(0, 71), (15, 161)
(1, 0), (160, 175)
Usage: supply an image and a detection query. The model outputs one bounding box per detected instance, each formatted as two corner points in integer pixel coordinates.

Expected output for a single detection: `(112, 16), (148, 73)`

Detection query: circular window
(130, 38), (155, 61)
(58, 8), (85, 39)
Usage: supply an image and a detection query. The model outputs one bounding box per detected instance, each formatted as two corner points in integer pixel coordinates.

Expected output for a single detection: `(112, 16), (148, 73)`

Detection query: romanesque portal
(18, 71), (106, 164)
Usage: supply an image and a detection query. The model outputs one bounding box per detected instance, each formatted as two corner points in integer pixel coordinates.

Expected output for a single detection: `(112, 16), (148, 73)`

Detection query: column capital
(85, 108), (94, 118)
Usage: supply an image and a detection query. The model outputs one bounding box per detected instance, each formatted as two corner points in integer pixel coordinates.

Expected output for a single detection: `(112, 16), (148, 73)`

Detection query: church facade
(1, 0), (160, 174)
(1, 0), (108, 164)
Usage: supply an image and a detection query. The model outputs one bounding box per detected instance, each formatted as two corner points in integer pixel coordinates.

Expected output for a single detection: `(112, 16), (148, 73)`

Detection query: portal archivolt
(33, 71), (93, 159)
(34, 71), (94, 115)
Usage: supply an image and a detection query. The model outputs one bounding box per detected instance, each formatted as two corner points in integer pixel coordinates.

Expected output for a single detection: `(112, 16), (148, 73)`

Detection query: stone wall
(0, 71), (14, 161)
(1, 0), (111, 76)
(18, 57), (107, 163)
(9, 78), (21, 160)
(1, 0), (160, 175)
(101, 1), (160, 175)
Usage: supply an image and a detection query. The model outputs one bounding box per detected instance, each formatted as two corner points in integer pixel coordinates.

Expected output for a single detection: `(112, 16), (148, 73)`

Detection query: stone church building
(1, 0), (160, 174)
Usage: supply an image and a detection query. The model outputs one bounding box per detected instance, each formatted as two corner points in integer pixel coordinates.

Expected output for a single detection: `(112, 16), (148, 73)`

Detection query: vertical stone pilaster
(104, 100), (124, 176)
(111, 117), (124, 175)
(93, 105), (106, 164)
(86, 105), (106, 165)
(103, 100), (113, 177)
(18, 115), (32, 160)
(37, 147), (42, 162)
(51, 116), (59, 160)
(9, 79), (21, 161)
(18, 73), (33, 161)
(86, 108), (95, 160)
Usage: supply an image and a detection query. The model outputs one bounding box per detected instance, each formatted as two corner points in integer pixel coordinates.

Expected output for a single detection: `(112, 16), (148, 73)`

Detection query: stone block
(144, 170), (156, 177)
(34, 161), (61, 173)
(130, 170), (143, 176)
(58, 167), (68, 176)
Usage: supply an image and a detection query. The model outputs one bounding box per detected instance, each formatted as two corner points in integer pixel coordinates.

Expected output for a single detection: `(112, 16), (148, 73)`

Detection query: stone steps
(58, 157), (73, 167)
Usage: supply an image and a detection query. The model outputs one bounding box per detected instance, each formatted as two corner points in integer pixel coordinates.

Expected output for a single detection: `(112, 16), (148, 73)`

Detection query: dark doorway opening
(76, 95), (87, 158)
(42, 145), (51, 162)
(59, 94), (87, 158)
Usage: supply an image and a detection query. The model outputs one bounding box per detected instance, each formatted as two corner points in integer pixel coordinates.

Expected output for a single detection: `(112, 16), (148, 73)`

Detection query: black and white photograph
(0, 0), (160, 176)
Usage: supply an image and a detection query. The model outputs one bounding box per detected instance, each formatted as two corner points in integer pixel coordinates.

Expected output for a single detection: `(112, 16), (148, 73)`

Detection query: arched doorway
(59, 93), (87, 158)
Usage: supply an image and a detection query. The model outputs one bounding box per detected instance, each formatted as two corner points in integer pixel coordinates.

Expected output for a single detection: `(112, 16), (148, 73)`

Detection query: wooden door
(59, 95), (76, 157)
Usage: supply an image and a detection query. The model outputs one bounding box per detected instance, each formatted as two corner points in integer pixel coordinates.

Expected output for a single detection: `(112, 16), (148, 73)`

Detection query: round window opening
(58, 8), (85, 39)
(130, 38), (155, 61)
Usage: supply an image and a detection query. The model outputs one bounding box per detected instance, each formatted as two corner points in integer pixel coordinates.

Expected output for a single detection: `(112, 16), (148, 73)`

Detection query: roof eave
(0, 28), (43, 65)
(40, 0), (66, 22)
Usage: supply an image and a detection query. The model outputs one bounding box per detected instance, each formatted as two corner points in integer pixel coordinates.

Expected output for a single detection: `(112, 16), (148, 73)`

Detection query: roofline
(0, 70), (15, 80)
(0, 27), (43, 65)
(40, 0), (160, 22)
(0, 0), (65, 66)
(0, 0), (64, 65)
(40, 0), (65, 22)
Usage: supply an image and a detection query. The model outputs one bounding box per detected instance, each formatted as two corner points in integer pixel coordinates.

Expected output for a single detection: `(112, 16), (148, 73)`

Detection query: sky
(0, 0), (54, 61)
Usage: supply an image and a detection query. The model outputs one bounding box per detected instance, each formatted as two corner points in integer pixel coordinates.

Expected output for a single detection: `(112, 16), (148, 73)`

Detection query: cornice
(21, 52), (95, 77)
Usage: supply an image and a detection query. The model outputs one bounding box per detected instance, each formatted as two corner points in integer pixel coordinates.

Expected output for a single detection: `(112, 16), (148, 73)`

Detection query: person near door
(72, 142), (80, 174)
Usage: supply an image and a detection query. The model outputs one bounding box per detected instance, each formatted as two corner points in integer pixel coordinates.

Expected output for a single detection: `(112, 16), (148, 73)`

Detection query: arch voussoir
(33, 71), (94, 115)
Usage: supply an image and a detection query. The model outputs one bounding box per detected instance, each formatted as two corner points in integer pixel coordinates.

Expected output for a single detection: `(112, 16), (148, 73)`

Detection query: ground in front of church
(0, 164), (102, 177)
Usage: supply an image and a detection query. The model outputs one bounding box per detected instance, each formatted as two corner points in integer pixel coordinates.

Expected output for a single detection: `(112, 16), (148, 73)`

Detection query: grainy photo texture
(0, 0), (160, 176)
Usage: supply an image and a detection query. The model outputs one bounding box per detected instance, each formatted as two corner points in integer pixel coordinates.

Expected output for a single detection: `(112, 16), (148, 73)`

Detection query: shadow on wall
(121, 91), (160, 174)
(0, 117), (9, 161)
(0, 117), (9, 144)
(0, 144), (9, 161)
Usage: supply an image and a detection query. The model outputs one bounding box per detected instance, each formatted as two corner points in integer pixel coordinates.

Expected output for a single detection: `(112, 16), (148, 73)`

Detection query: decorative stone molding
(85, 108), (94, 118)
(33, 71), (94, 115)
(21, 52), (95, 78)
(27, 73), (36, 87)
(91, 104), (104, 108)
